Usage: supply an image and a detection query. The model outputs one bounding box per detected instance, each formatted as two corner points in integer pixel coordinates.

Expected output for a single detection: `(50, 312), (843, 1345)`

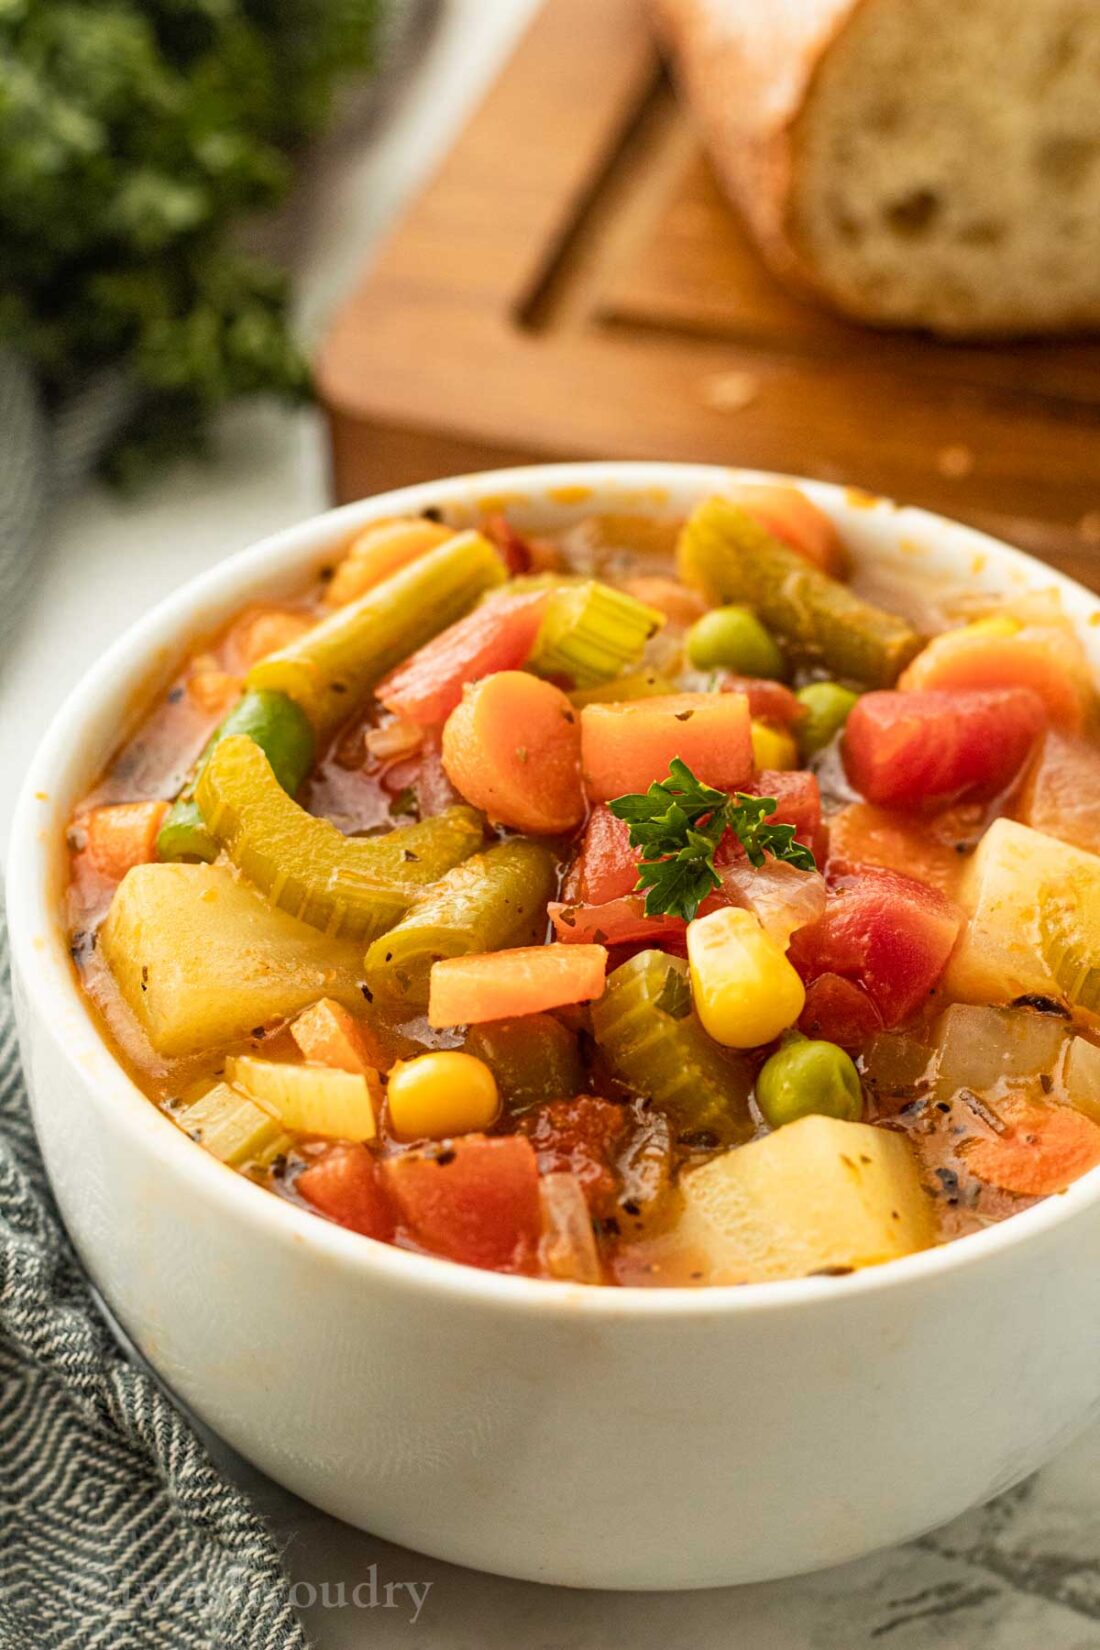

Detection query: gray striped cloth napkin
(0, 907), (310, 1648)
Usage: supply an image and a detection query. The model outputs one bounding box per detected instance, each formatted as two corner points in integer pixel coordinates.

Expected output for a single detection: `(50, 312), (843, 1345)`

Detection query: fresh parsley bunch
(608, 758), (816, 922)
(0, 0), (383, 482)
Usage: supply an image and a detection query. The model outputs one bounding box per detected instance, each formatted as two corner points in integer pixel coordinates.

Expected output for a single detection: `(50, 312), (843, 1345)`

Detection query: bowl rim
(9, 457), (1100, 1322)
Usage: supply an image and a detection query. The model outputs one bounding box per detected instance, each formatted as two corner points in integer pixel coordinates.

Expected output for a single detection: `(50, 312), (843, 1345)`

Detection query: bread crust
(652, 0), (1100, 336)
(650, 0), (864, 312)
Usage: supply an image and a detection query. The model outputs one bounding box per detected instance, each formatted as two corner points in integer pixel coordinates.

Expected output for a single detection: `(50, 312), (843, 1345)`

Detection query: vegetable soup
(65, 488), (1100, 1285)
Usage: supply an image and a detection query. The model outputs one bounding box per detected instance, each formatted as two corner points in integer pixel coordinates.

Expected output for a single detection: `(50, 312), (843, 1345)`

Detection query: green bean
(678, 499), (920, 687)
(157, 689), (314, 862)
(363, 840), (556, 1011)
(465, 1015), (583, 1113)
(248, 530), (504, 736)
(196, 734), (484, 942)
(590, 950), (753, 1140)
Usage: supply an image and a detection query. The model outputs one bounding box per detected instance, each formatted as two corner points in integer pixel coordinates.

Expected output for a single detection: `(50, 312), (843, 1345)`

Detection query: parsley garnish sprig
(607, 758), (817, 922)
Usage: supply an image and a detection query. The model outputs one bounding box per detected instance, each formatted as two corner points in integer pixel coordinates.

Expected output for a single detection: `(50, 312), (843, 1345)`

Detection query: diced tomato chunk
(381, 1134), (542, 1273)
(788, 868), (962, 1027)
(713, 771), (822, 865)
(844, 688), (1046, 806)
(756, 770), (821, 854)
(826, 800), (987, 899)
(719, 675), (802, 726)
(378, 590), (547, 725)
(798, 972), (883, 1048)
(562, 805), (638, 904)
(298, 1144), (396, 1241)
(550, 894), (686, 949)
(518, 1096), (629, 1216)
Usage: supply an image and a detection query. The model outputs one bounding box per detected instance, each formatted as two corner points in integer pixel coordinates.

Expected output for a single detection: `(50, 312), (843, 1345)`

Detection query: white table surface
(7, 2), (1100, 1643)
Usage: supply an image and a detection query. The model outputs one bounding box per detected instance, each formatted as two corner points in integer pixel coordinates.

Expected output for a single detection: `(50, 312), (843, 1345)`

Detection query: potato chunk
(944, 819), (1100, 1007)
(677, 1115), (934, 1284)
(101, 863), (364, 1057)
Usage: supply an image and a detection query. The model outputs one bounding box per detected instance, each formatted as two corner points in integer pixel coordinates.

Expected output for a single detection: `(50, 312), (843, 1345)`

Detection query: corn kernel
(386, 1051), (500, 1142)
(750, 720), (799, 771)
(687, 906), (805, 1049)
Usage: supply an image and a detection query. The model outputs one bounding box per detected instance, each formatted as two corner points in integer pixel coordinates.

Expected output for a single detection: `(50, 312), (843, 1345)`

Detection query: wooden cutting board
(317, 0), (1100, 585)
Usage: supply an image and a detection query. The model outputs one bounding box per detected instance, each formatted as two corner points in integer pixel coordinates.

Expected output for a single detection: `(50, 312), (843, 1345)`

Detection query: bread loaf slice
(652, 0), (1100, 336)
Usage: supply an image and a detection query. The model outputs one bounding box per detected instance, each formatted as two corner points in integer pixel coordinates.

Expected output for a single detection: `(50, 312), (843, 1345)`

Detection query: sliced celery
(678, 499), (920, 687)
(529, 580), (664, 689)
(173, 1082), (294, 1169)
(197, 734), (484, 943)
(590, 951), (753, 1140)
(157, 689), (314, 864)
(226, 1055), (380, 1141)
(247, 530), (504, 737)
(1041, 883), (1100, 1015)
(363, 839), (556, 1011)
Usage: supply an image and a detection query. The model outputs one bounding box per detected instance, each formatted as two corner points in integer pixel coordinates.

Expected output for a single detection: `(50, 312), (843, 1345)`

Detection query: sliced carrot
(898, 622), (1088, 729)
(290, 998), (387, 1074)
(377, 590), (547, 726)
(619, 575), (708, 628)
(725, 482), (848, 578)
(325, 518), (454, 607)
(579, 692), (753, 803)
(964, 1098), (1100, 1197)
(429, 944), (608, 1027)
(227, 607), (314, 670)
(84, 801), (168, 882)
(441, 671), (584, 833)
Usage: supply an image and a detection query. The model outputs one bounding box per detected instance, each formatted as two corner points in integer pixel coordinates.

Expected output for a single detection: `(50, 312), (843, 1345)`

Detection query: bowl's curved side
(9, 462), (1100, 1588)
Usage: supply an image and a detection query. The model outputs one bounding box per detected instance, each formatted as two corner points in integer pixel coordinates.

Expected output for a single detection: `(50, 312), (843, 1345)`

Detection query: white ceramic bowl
(9, 464), (1100, 1591)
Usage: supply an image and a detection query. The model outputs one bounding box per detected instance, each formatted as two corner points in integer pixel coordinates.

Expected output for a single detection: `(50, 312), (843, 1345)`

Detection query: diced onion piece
(539, 1172), (602, 1284)
(860, 1033), (932, 1103)
(174, 1082), (294, 1169)
(1063, 1035), (1100, 1125)
(366, 719), (426, 761)
(932, 1003), (1067, 1102)
(716, 857), (827, 946)
(226, 1055), (380, 1142)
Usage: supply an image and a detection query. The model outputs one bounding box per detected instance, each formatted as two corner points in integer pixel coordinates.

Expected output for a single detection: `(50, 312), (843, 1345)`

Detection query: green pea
(795, 681), (859, 757)
(686, 605), (786, 679)
(755, 1037), (863, 1129)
